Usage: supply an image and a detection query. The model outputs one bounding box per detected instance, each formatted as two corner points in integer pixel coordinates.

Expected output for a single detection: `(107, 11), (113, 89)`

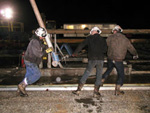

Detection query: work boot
(93, 85), (101, 98)
(115, 85), (124, 96)
(16, 89), (26, 97)
(101, 78), (105, 86)
(72, 83), (84, 96)
(17, 82), (28, 97)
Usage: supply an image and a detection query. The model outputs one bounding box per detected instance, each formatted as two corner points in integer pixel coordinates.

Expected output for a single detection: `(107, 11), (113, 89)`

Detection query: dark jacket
(107, 32), (138, 60)
(24, 35), (47, 65)
(74, 34), (107, 60)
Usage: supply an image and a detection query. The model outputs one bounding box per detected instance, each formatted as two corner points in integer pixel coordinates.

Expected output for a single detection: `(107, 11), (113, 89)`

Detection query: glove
(133, 55), (138, 59)
(43, 39), (47, 45)
(46, 47), (53, 53)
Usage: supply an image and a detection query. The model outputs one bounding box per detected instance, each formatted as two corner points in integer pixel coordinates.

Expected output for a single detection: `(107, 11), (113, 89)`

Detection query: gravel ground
(0, 90), (150, 113)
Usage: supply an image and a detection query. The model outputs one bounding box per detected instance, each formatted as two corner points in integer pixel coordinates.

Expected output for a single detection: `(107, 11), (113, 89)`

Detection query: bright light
(66, 25), (74, 29)
(0, 8), (13, 19)
(81, 24), (86, 29)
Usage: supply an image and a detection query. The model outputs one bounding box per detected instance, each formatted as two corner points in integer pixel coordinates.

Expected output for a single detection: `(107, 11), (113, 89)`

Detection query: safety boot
(115, 85), (124, 96)
(18, 82), (28, 97)
(72, 83), (84, 96)
(93, 85), (101, 98)
(16, 89), (26, 97)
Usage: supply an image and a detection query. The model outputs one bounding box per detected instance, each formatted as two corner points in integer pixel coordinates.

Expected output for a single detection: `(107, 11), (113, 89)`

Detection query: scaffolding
(0, 20), (24, 32)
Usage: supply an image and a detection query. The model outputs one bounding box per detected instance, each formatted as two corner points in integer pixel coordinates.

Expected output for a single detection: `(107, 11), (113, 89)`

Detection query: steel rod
(0, 84), (150, 91)
(47, 29), (150, 34)
(29, 0), (45, 28)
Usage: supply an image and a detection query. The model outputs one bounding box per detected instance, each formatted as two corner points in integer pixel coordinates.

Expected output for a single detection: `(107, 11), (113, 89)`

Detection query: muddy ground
(0, 90), (150, 113)
(0, 67), (150, 85)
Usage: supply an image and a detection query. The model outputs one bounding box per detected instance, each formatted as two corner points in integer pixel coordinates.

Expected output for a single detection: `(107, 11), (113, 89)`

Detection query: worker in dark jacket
(72, 27), (107, 97)
(102, 25), (138, 95)
(17, 27), (52, 97)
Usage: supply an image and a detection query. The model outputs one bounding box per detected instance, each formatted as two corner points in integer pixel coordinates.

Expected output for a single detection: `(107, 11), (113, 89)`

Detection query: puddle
(0, 74), (150, 85)
(75, 97), (103, 113)
(75, 98), (95, 105)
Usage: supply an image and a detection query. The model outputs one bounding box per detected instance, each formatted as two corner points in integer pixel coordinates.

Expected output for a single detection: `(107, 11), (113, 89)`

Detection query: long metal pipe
(0, 84), (150, 91)
(29, 0), (53, 48)
(29, 0), (45, 28)
(47, 29), (150, 34)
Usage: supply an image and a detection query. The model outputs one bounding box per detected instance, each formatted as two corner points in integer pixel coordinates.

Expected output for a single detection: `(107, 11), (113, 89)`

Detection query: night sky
(0, 0), (150, 32)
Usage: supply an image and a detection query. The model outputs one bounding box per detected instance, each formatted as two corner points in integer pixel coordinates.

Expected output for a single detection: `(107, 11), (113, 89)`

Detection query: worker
(17, 27), (52, 97)
(72, 27), (107, 97)
(101, 25), (138, 95)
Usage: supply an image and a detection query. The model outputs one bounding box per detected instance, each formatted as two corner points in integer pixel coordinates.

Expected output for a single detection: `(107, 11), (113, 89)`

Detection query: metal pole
(47, 53), (51, 68)
(29, 0), (45, 28)
(0, 84), (150, 91)
(29, 0), (53, 49)
(54, 34), (57, 53)
(47, 29), (150, 34)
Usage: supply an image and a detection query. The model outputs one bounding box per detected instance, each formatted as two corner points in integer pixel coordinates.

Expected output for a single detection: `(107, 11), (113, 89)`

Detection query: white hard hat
(90, 27), (102, 34)
(112, 25), (123, 32)
(35, 27), (47, 37)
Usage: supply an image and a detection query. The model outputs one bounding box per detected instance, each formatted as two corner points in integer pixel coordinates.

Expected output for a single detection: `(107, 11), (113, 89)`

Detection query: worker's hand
(72, 54), (77, 57)
(46, 47), (53, 53)
(43, 39), (47, 45)
(133, 55), (138, 59)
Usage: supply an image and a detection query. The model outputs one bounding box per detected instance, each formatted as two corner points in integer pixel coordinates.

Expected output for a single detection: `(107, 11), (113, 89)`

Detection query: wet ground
(0, 90), (150, 113)
(0, 67), (150, 85)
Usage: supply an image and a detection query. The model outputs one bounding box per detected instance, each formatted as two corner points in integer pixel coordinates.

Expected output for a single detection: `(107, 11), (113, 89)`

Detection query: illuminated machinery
(63, 23), (117, 37)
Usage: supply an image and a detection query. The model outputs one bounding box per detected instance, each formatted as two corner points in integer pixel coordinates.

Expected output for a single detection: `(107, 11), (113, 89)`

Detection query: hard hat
(112, 25), (123, 32)
(90, 27), (102, 34)
(35, 27), (47, 37)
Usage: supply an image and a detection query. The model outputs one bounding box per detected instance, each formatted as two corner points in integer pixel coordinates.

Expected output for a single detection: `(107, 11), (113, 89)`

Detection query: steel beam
(47, 29), (150, 34)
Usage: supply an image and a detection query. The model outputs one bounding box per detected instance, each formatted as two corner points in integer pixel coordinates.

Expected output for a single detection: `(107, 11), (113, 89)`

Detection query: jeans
(80, 60), (104, 86)
(21, 60), (41, 85)
(102, 59), (124, 86)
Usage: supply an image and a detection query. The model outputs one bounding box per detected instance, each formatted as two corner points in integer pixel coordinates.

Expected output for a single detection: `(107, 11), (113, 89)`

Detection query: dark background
(0, 0), (150, 32)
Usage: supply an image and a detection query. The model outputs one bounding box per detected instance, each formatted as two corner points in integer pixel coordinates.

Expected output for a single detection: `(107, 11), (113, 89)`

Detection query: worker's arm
(73, 38), (88, 56)
(127, 40), (138, 59)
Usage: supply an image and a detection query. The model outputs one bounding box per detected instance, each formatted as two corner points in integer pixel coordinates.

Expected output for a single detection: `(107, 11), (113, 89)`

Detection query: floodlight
(0, 8), (13, 19)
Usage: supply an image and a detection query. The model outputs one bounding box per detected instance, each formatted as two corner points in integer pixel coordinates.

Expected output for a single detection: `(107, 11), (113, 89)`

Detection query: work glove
(43, 39), (47, 45)
(46, 47), (53, 53)
(133, 55), (138, 59)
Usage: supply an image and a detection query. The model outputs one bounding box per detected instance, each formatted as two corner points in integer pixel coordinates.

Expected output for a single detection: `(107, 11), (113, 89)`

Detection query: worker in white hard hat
(72, 27), (107, 97)
(112, 25), (123, 33)
(90, 26), (102, 35)
(17, 27), (52, 97)
(101, 25), (138, 95)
